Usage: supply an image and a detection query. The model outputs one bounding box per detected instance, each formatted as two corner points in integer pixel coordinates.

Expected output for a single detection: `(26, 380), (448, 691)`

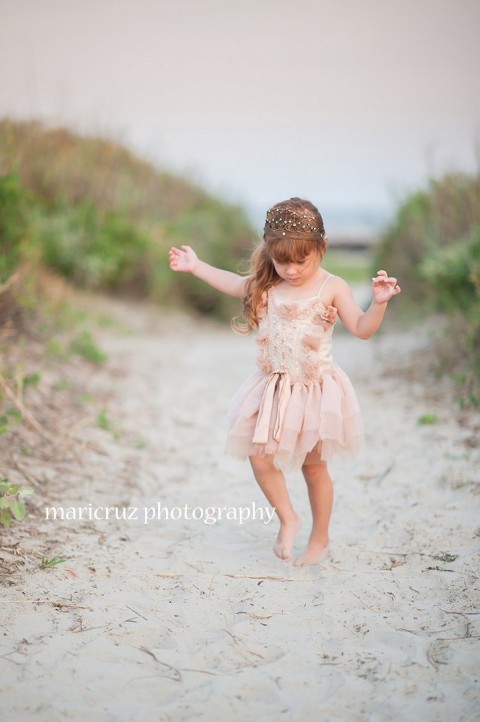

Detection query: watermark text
(44, 502), (276, 525)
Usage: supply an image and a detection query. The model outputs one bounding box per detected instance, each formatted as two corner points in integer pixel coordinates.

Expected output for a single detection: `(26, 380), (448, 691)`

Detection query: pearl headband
(264, 205), (325, 240)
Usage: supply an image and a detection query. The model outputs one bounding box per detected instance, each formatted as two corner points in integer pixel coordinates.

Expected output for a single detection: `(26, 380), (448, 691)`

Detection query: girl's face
(271, 250), (321, 286)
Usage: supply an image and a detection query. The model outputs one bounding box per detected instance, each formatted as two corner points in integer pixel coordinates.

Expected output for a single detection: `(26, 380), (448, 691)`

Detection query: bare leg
(294, 461), (333, 567)
(249, 455), (302, 562)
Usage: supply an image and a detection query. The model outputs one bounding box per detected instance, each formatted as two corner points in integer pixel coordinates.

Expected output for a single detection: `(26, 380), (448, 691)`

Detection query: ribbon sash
(252, 370), (292, 445)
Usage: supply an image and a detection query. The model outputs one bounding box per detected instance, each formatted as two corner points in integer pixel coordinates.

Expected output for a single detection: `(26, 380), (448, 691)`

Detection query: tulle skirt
(225, 366), (364, 471)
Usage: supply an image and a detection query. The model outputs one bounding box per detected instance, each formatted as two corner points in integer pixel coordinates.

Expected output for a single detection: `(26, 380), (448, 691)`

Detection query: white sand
(1, 297), (479, 721)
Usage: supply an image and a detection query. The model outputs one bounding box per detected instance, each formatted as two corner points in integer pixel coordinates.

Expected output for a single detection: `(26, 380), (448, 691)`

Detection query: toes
(274, 545), (291, 561)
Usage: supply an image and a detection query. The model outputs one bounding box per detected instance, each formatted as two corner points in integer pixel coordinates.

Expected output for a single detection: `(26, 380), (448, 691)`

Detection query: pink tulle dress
(225, 274), (364, 470)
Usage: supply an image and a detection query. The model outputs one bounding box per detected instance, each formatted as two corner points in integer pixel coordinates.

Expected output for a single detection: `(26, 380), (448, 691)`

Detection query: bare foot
(273, 515), (302, 562)
(294, 542), (329, 567)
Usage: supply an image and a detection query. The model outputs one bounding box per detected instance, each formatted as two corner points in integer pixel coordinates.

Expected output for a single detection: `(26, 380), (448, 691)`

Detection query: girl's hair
(233, 198), (327, 334)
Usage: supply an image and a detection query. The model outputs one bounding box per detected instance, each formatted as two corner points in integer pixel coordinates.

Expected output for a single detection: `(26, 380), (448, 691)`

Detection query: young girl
(169, 197), (400, 567)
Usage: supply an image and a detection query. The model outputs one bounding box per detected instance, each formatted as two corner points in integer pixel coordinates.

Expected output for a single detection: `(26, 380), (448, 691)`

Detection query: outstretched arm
(169, 245), (248, 299)
(333, 270), (401, 339)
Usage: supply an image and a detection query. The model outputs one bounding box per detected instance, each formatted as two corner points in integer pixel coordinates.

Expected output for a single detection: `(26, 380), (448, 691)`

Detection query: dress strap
(316, 273), (333, 297)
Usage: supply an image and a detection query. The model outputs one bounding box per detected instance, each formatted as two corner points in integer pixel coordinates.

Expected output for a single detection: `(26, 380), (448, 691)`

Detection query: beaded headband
(264, 204), (325, 240)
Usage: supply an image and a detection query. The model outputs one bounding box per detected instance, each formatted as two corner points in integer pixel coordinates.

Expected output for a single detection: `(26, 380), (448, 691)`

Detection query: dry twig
(0, 372), (58, 444)
(139, 646), (182, 681)
(224, 574), (307, 582)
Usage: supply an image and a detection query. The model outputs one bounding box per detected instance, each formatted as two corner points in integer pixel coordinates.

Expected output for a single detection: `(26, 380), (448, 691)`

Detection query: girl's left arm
(333, 270), (401, 340)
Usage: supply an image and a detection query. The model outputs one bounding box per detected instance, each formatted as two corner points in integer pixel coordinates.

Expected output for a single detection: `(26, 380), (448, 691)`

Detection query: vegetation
(374, 171), (480, 406)
(0, 118), (255, 321)
(324, 248), (370, 285)
(40, 554), (68, 569)
(0, 479), (33, 528)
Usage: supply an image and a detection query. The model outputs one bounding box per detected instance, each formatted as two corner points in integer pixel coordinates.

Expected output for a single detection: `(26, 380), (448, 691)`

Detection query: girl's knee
(249, 454), (277, 475)
(302, 461), (329, 483)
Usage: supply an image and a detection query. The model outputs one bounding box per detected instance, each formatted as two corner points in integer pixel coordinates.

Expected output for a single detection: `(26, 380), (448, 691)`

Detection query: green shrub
(419, 227), (480, 312)
(0, 173), (31, 283)
(374, 171), (480, 404)
(374, 172), (480, 302)
(36, 202), (156, 294)
(420, 229), (480, 404)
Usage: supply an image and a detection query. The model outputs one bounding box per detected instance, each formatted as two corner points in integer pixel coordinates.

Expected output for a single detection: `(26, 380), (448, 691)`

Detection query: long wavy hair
(233, 198), (327, 334)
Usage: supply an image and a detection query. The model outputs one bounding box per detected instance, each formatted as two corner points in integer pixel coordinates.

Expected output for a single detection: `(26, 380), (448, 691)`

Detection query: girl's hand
(372, 270), (401, 304)
(169, 245), (199, 273)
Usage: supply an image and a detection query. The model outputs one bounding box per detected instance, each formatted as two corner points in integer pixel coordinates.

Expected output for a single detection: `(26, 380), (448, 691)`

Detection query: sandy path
(1, 297), (479, 721)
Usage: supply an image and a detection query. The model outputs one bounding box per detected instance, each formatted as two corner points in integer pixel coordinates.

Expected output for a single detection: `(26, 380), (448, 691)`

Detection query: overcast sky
(1, 0), (479, 233)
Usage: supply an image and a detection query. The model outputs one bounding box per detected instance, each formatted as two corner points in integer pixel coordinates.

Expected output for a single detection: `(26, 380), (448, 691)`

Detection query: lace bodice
(256, 277), (338, 384)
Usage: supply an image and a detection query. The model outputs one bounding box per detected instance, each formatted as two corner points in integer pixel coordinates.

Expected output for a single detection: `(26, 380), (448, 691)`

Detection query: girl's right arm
(169, 244), (248, 299)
